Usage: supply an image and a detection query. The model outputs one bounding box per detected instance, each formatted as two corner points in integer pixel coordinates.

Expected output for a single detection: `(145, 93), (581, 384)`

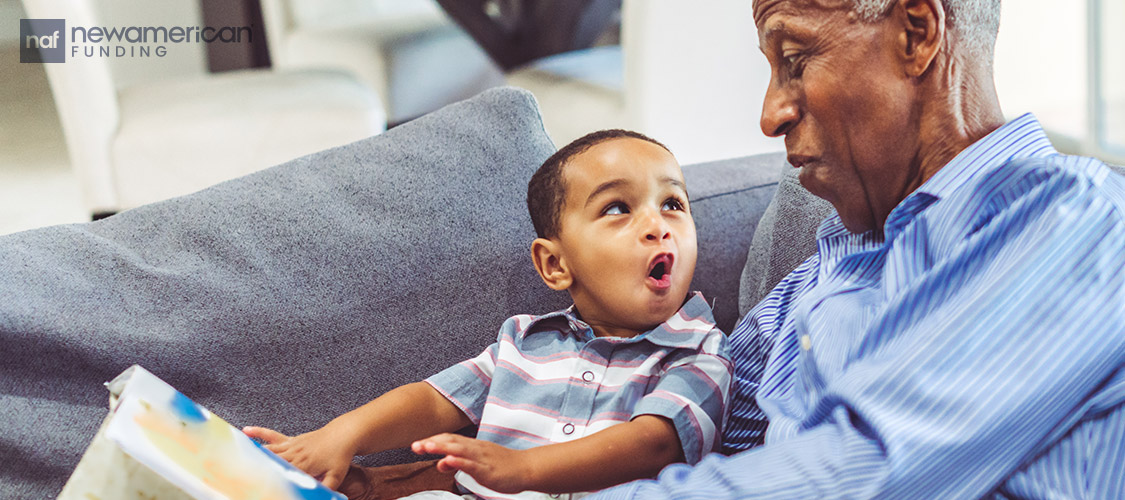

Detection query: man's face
(755, 0), (918, 233)
(554, 137), (697, 334)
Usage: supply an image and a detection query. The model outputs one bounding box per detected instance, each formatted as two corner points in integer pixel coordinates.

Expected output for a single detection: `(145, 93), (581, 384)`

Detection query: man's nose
(760, 78), (799, 137)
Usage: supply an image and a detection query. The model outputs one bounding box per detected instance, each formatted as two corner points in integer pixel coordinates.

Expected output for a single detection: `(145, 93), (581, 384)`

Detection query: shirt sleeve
(722, 257), (818, 454)
(631, 327), (732, 464)
(424, 317), (518, 424)
(591, 166), (1125, 498)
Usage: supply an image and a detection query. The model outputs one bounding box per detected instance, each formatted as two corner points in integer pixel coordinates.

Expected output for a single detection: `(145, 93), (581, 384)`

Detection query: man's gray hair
(851, 0), (1001, 61)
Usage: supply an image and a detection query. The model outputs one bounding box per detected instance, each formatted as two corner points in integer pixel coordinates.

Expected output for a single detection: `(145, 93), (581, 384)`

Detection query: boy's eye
(603, 202), (628, 216)
(662, 198), (686, 211)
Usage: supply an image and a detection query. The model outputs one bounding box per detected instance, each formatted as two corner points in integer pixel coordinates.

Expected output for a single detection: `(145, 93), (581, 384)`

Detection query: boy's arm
(416, 326), (733, 495)
(413, 414), (682, 495)
(329, 381), (473, 455)
(244, 381), (471, 490)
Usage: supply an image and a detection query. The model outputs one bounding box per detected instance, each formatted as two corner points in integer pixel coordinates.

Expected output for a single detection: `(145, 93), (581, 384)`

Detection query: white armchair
(23, 0), (387, 216)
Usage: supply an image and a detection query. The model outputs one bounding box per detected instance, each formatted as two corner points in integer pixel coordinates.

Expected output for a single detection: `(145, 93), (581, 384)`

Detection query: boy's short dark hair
(527, 129), (669, 239)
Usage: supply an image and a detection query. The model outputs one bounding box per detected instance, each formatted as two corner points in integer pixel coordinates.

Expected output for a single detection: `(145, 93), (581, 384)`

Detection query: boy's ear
(530, 238), (571, 291)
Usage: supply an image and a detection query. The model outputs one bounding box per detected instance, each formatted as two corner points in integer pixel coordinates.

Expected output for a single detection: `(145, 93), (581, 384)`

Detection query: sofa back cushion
(0, 87), (561, 496)
(684, 154), (784, 330)
(738, 161), (835, 315)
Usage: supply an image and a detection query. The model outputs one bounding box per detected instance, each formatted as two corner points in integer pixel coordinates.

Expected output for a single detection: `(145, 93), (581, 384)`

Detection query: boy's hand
(243, 425), (357, 491)
(412, 433), (533, 494)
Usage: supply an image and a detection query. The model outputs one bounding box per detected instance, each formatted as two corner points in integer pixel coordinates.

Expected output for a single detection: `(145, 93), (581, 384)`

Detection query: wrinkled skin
(753, 0), (1005, 233)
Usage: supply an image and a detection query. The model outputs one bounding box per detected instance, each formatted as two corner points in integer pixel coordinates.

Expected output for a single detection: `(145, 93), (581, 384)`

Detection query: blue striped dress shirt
(590, 114), (1125, 499)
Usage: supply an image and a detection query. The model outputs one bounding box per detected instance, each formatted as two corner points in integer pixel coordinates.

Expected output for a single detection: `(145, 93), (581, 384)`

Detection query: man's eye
(662, 198), (685, 211)
(783, 52), (805, 78)
(603, 203), (628, 215)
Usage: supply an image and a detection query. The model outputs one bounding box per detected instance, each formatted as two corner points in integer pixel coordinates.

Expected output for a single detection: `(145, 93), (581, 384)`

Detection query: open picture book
(60, 365), (345, 500)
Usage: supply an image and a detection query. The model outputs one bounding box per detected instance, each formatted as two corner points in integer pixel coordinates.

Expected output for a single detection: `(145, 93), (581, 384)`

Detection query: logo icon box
(20, 19), (66, 63)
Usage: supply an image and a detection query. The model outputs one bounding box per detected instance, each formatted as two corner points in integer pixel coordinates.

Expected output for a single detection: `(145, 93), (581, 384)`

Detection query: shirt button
(800, 334), (812, 351)
(581, 371), (595, 383)
(562, 423), (575, 435)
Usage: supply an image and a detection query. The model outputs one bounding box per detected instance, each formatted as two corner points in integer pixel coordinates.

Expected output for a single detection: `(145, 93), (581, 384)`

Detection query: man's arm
(592, 169), (1125, 498)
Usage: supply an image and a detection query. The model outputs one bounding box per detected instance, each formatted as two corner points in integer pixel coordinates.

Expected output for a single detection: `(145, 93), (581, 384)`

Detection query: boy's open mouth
(647, 253), (674, 289)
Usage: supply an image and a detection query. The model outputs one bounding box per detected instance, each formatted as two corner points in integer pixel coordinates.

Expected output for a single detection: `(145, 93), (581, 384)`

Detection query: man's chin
(796, 174), (874, 233)
(835, 208), (880, 234)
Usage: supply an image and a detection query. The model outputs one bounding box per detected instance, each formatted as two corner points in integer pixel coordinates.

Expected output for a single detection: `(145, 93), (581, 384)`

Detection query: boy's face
(552, 137), (697, 335)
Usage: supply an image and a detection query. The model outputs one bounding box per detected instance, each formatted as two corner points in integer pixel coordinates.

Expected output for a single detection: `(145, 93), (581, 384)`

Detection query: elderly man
(590, 0), (1125, 498)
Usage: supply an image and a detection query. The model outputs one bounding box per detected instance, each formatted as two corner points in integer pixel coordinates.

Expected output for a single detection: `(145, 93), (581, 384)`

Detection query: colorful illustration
(105, 366), (344, 500)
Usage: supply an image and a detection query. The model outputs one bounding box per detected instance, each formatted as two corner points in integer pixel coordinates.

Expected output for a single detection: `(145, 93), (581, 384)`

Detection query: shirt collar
(523, 292), (717, 349)
(883, 113), (1056, 237)
(641, 292), (718, 349)
(914, 113), (1056, 200)
(814, 114), (1056, 249)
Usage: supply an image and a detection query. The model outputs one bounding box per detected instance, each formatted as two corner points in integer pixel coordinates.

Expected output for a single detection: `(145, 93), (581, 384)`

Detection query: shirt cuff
(424, 363), (487, 424)
(589, 479), (646, 499)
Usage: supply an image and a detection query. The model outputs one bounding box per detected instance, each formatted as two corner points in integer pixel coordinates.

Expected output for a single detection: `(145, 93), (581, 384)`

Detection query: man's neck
(906, 56), (1006, 197)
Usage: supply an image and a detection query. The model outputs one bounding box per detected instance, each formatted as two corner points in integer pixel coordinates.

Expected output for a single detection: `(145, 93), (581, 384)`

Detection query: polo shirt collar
(641, 292), (718, 349)
(525, 292), (717, 349)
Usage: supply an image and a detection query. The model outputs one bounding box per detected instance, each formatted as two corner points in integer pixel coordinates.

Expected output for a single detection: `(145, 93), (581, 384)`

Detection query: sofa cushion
(738, 160), (835, 316)
(0, 87), (561, 497)
(683, 153), (784, 332)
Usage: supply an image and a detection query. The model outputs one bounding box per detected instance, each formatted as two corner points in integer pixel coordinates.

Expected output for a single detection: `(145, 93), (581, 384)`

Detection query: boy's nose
(643, 213), (672, 242)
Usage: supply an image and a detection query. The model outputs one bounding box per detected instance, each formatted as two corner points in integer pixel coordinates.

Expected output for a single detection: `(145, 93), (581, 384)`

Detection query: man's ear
(531, 238), (572, 291)
(897, 0), (944, 77)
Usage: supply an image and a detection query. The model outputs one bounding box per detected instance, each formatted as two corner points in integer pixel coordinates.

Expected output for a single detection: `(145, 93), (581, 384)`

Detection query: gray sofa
(0, 87), (832, 498)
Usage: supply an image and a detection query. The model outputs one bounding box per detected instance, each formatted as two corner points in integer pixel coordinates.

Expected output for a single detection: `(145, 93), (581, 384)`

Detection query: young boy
(244, 130), (731, 499)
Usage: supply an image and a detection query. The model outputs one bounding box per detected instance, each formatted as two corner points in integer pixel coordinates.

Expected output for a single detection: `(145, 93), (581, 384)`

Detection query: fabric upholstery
(685, 153), (784, 330)
(1, 87), (552, 498)
(738, 161), (835, 317)
(0, 87), (786, 498)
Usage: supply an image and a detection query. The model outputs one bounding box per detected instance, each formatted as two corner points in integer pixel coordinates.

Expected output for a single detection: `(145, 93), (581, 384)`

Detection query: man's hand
(412, 433), (533, 494)
(243, 425), (357, 491)
(336, 461), (455, 500)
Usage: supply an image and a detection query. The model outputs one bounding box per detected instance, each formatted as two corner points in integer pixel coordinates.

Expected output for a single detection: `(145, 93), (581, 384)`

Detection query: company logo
(20, 19), (66, 63)
(19, 18), (253, 63)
